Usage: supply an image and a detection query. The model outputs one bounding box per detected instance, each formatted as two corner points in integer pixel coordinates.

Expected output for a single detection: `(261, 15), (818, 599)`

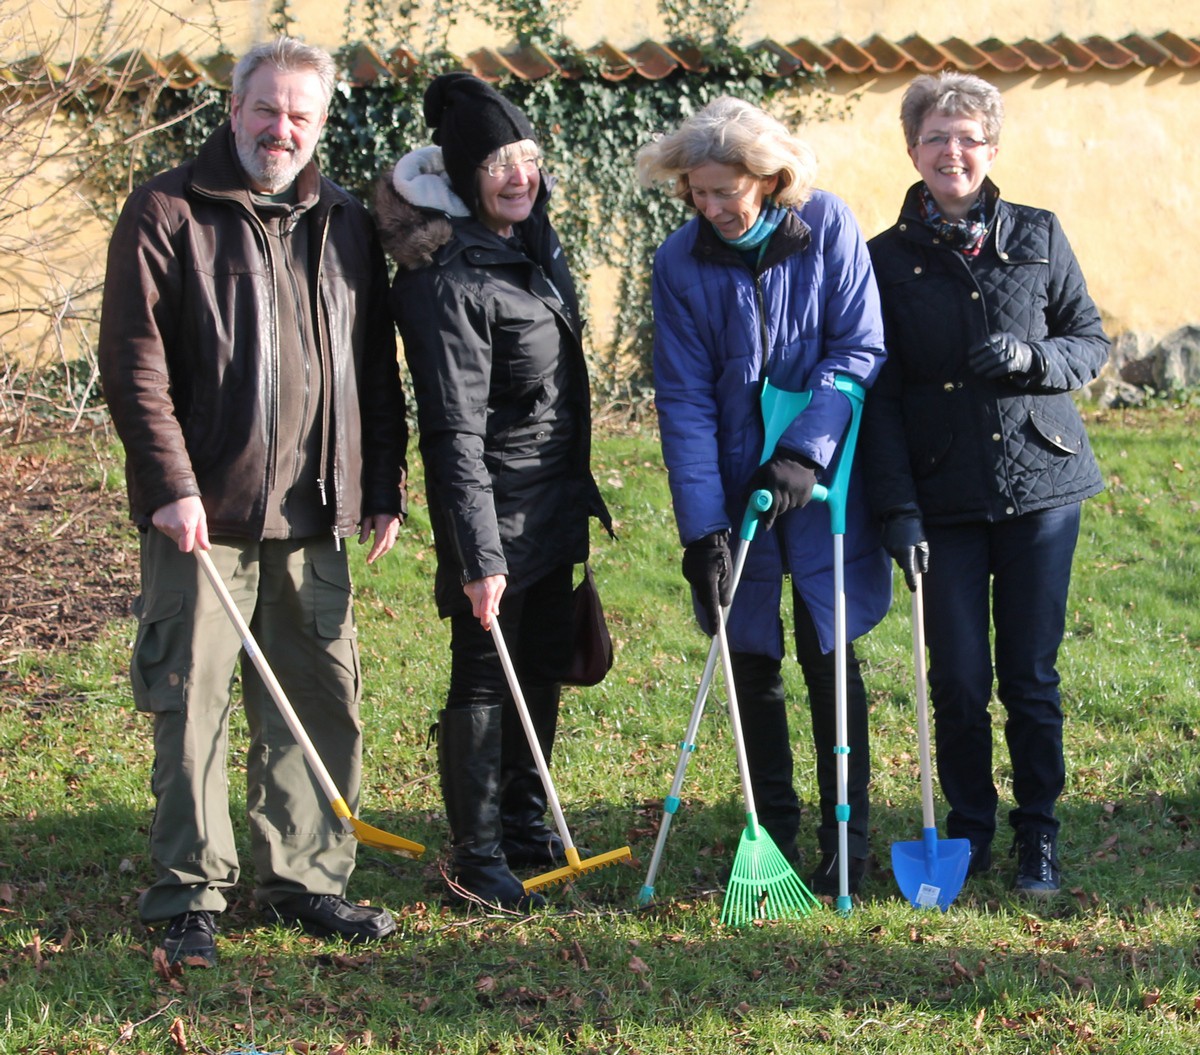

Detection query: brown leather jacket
(99, 123), (406, 540)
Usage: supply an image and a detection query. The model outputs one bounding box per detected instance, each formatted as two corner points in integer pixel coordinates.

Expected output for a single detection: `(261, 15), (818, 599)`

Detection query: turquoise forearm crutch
(805, 374), (868, 916)
(638, 380), (814, 907)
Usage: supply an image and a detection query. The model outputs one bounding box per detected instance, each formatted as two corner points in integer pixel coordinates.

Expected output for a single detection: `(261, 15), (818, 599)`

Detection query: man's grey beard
(235, 132), (314, 193)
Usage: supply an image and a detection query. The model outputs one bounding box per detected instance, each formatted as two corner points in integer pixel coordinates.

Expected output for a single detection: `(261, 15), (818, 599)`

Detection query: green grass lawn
(1, 404), (1198, 1053)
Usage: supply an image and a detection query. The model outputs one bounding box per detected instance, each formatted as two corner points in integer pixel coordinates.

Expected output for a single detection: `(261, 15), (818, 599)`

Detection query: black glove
(682, 530), (732, 632)
(747, 449), (818, 532)
(880, 511), (929, 593)
(967, 332), (1036, 380)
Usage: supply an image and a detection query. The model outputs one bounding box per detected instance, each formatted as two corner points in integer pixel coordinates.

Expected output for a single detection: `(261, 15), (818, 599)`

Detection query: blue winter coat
(652, 190), (893, 658)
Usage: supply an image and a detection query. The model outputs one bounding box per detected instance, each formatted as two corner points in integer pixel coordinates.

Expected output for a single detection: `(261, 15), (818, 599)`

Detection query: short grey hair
(636, 96), (817, 209)
(900, 72), (1004, 147)
(231, 38), (336, 112)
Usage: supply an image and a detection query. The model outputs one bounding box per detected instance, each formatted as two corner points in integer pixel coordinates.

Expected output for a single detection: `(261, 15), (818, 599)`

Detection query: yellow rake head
(522, 845), (632, 893)
(332, 799), (426, 859)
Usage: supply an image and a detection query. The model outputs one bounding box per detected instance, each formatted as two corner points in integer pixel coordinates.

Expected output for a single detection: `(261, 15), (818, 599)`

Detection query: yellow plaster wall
(5, 0), (1200, 360)
(798, 66), (1200, 337)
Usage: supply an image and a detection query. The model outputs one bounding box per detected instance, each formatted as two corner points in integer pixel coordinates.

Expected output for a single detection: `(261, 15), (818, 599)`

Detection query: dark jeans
(731, 583), (870, 859)
(923, 504), (1081, 846)
(446, 564), (574, 709)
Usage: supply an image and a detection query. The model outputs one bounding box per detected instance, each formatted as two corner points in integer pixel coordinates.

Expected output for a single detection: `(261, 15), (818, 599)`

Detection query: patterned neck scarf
(919, 184), (993, 257)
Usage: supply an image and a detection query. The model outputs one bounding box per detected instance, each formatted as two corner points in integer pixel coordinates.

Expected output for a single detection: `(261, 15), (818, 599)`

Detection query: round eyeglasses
(479, 154), (542, 179)
(916, 133), (989, 150)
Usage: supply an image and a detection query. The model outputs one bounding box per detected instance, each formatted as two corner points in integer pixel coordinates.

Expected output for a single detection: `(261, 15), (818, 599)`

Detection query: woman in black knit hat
(376, 73), (612, 910)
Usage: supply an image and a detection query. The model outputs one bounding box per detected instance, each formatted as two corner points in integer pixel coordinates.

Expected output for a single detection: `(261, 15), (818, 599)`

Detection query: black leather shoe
(264, 894), (396, 942)
(967, 841), (993, 877)
(162, 910), (218, 967)
(809, 852), (868, 896)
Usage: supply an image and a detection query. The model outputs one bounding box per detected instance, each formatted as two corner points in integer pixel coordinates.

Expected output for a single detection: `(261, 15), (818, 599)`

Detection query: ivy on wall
(89, 0), (843, 415)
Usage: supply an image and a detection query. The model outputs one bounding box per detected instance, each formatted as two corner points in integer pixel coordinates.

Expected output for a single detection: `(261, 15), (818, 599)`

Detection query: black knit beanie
(423, 72), (537, 215)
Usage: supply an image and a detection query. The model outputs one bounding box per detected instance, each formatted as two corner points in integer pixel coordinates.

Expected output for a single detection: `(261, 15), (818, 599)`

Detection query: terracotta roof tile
(1078, 34), (1140, 69)
(1117, 33), (1177, 67)
(6, 32), (1199, 92)
(1147, 31), (1200, 67)
(823, 36), (878, 74)
(937, 37), (994, 70)
(780, 37), (840, 73)
(975, 37), (1030, 73)
(1045, 34), (1101, 71)
(1009, 37), (1068, 71)
(858, 34), (916, 75)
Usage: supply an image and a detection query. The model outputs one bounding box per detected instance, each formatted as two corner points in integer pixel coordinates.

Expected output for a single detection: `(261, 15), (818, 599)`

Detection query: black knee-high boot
(499, 683), (566, 869)
(437, 705), (545, 910)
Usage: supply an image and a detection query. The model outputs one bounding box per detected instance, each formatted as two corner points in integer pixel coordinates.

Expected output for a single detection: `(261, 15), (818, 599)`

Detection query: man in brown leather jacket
(98, 38), (407, 967)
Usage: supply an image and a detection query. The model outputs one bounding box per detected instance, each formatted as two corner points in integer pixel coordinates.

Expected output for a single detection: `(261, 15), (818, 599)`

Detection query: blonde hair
(636, 96), (817, 208)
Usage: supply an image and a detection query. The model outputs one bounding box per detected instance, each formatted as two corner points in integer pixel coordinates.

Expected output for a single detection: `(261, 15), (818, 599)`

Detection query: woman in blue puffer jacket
(637, 97), (891, 896)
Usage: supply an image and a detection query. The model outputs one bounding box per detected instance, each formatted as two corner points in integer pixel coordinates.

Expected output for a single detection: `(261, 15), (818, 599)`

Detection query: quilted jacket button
(971, 291), (980, 300)
(914, 266), (923, 275)
(992, 433), (1002, 441)
(943, 382), (954, 392)
(1005, 506), (1015, 515)
(999, 251), (1009, 260)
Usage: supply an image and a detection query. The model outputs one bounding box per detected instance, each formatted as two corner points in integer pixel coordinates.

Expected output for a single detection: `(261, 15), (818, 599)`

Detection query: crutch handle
(738, 489), (773, 542)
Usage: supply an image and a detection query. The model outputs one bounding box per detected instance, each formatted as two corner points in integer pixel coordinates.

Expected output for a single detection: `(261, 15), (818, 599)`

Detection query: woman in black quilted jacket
(861, 71), (1109, 897)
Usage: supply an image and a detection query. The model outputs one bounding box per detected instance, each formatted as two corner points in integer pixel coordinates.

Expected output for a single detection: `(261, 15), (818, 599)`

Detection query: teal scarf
(714, 199), (787, 251)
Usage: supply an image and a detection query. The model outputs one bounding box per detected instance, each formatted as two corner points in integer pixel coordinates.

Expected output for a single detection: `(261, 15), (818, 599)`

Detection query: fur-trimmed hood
(374, 146), (469, 271)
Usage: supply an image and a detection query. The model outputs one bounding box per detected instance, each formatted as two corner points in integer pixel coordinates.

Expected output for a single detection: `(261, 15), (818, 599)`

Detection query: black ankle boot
(1012, 827), (1060, 897)
(499, 684), (566, 869)
(437, 705), (545, 910)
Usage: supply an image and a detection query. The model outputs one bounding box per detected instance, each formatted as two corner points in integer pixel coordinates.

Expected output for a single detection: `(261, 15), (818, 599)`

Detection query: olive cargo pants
(132, 532), (362, 923)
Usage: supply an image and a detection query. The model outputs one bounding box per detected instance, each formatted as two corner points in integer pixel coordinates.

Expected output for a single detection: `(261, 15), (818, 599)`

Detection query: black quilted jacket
(376, 172), (611, 617)
(861, 180), (1109, 525)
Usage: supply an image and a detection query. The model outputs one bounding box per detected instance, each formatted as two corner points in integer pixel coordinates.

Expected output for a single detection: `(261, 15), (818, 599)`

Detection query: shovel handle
(912, 574), (937, 832)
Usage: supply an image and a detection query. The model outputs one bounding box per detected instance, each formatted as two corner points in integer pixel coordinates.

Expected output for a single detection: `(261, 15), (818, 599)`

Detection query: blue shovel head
(891, 828), (971, 911)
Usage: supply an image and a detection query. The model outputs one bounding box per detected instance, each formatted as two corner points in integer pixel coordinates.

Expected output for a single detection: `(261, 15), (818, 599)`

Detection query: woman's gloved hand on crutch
(682, 530), (733, 630)
(748, 447), (818, 531)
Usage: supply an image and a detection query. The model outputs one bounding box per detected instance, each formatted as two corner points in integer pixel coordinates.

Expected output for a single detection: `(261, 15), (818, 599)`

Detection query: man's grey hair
(231, 38), (336, 111)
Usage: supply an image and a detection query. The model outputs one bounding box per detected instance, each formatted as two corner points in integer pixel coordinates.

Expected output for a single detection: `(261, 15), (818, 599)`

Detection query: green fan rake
(715, 599), (820, 926)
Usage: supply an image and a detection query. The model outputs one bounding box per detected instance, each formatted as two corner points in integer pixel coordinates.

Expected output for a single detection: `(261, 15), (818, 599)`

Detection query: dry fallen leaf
(168, 1016), (187, 1053)
(628, 955), (650, 975)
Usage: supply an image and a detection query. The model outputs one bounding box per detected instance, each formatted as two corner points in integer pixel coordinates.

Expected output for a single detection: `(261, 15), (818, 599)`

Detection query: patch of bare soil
(0, 429), (139, 668)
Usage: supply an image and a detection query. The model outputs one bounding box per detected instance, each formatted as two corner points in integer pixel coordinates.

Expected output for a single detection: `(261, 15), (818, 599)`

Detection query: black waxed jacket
(376, 172), (612, 617)
(99, 123), (407, 539)
(861, 180), (1109, 525)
